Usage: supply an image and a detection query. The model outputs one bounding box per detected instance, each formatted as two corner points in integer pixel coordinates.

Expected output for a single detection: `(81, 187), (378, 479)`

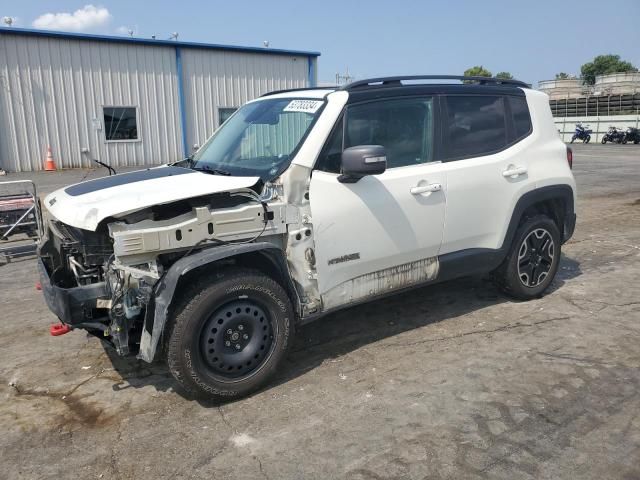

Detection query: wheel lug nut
(235, 344), (241, 350)
(243, 334), (249, 340)
(226, 329), (233, 335)
(238, 325), (244, 331)
(225, 341), (231, 347)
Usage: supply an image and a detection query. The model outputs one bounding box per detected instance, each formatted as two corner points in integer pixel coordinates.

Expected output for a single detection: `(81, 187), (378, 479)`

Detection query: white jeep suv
(38, 75), (576, 400)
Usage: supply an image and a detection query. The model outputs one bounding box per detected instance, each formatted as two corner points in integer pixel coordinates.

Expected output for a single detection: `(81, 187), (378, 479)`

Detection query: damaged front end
(38, 186), (290, 360)
(38, 217), (157, 356)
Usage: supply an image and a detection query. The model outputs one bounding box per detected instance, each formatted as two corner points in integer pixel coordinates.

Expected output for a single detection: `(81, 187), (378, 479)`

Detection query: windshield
(191, 98), (325, 180)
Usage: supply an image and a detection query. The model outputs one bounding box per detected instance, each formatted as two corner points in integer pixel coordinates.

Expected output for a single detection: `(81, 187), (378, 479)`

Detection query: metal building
(0, 27), (319, 172)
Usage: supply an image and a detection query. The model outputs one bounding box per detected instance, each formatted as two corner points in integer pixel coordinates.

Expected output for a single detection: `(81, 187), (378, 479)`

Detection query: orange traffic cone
(44, 146), (56, 171)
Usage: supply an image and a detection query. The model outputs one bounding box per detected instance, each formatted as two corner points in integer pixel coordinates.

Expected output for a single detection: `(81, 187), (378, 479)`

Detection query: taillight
(566, 146), (573, 169)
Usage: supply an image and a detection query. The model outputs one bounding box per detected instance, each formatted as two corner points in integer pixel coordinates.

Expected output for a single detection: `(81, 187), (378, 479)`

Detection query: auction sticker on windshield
(283, 100), (323, 114)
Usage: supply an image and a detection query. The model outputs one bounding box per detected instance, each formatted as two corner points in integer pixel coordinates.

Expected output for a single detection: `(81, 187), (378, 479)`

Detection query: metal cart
(0, 180), (44, 262)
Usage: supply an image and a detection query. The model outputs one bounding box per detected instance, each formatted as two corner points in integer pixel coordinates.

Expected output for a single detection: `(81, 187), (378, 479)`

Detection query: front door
(309, 96), (447, 310)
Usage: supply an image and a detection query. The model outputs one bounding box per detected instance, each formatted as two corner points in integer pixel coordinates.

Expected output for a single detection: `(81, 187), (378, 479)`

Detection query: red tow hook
(35, 282), (42, 291)
(50, 323), (71, 336)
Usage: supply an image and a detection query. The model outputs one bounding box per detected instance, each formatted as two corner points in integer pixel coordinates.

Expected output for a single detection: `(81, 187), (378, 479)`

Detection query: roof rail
(340, 75), (531, 90)
(260, 86), (338, 97)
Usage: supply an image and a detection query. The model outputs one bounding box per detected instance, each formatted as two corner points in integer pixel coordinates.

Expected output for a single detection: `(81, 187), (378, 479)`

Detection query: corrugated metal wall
(181, 49), (309, 152)
(0, 33), (183, 172)
(0, 31), (315, 172)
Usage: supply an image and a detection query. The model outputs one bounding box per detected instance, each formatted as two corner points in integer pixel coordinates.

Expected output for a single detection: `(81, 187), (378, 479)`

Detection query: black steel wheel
(199, 299), (274, 380)
(494, 215), (561, 300)
(166, 267), (294, 401)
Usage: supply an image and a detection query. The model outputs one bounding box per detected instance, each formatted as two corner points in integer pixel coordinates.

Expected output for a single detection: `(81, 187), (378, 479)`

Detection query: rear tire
(494, 215), (561, 300)
(166, 267), (295, 401)
(584, 135), (591, 143)
(601, 137), (607, 144)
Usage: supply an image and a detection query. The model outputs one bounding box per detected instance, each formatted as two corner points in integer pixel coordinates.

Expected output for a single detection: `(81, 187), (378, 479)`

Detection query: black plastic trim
(138, 242), (298, 362)
(37, 258), (108, 325)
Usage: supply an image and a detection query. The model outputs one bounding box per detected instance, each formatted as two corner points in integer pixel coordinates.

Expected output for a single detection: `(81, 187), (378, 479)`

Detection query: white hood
(44, 166), (260, 231)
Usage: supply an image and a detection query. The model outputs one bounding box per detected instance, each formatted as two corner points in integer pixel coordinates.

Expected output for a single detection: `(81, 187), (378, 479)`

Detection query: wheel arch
(502, 184), (575, 253)
(137, 242), (300, 363)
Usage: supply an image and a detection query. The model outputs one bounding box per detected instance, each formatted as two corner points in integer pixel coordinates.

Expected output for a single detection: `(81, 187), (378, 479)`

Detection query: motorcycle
(571, 123), (592, 143)
(601, 126), (625, 144)
(623, 127), (640, 145)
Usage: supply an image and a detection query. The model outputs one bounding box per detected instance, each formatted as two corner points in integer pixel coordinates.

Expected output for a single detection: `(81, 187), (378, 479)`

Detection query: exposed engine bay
(38, 187), (291, 357)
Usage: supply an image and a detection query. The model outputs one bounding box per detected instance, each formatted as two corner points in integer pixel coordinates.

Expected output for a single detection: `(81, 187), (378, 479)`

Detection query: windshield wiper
(192, 165), (232, 176)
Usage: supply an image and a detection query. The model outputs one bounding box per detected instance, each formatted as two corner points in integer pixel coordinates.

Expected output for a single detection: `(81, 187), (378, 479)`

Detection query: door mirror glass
(339, 145), (387, 183)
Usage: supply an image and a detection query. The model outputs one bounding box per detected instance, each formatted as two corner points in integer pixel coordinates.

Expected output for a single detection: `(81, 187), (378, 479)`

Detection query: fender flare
(501, 184), (575, 252)
(137, 242), (293, 363)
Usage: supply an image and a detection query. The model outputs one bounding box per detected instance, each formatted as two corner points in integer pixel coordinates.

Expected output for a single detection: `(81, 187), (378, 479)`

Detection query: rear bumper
(563, 213), (576, 243)
(37, 257), (108, 326)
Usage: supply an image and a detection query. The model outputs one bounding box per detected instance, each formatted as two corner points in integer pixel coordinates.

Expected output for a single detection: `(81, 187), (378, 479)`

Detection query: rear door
(439, 93), (536, 255)
(309, 96), (447, 310)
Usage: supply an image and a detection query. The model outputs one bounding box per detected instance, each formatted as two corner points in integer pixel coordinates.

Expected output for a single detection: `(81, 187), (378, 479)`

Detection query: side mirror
(338, 145), (387, 183)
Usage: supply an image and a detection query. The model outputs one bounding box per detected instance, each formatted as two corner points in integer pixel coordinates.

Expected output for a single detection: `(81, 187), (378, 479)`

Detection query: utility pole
(335, 67), (354, 86)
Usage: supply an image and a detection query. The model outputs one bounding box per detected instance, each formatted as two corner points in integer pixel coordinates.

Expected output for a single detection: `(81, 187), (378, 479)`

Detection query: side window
(443, 96), (507, 160)
(316, 97), (434, 173)
(345, 98), (434, 169)
(509, 96), (532, 140)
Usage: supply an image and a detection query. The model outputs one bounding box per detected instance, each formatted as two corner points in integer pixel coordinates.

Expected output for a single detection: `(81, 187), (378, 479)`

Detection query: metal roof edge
(0, 26), (321, 57)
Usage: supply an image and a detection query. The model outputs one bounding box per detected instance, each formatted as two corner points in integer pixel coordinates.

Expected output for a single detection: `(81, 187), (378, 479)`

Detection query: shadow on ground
(100, 254), (582, 403)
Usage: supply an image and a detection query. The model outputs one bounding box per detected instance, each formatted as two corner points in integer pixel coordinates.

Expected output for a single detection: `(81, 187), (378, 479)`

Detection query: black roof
(341, 75), (530, 90)
(259, 75), (531, 101)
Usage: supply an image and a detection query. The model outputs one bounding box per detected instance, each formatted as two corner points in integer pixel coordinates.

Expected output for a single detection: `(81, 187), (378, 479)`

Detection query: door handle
(410, 183), (442, 195)
(502, 165), (527, 178)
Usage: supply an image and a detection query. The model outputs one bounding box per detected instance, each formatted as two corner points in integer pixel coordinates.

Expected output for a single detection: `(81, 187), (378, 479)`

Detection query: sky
(3, 1), (639, 86)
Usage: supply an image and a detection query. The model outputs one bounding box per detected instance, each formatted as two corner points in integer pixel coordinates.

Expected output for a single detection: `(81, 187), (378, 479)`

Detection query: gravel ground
(1, 144), (639, 479)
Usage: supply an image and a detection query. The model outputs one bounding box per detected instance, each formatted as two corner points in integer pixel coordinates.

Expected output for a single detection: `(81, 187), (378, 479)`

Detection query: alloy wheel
(517, 228), (555, 288)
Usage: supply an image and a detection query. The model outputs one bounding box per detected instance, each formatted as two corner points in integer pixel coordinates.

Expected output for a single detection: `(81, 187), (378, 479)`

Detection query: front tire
(601, 137), (607, 144)
(495, 215), (561, 300)
(166, 268), (295, 401)
(584, 134), (591, 143)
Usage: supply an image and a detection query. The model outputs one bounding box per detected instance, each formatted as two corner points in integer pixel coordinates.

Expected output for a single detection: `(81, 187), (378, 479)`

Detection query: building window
(218, 107), (237, 126)
(103, 107), (138, 141)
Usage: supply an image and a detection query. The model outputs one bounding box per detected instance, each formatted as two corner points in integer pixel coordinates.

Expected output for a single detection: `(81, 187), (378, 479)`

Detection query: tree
(580, 55), (637, 85)
(463, 66), (492, 83)
(495, 71), (513, 80)
(555, 72), (572, 80)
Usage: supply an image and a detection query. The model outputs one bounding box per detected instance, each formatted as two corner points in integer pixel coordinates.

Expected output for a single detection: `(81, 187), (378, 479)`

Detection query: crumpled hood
(44, 166), (260, 231)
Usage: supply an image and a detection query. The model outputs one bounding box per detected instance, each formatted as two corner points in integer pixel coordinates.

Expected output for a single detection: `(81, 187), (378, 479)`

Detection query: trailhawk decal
(328, 253), (361, 265)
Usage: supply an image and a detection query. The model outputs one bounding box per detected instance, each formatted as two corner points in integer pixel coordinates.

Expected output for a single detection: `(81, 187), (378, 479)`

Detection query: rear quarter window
(509, 96), (533, 140)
